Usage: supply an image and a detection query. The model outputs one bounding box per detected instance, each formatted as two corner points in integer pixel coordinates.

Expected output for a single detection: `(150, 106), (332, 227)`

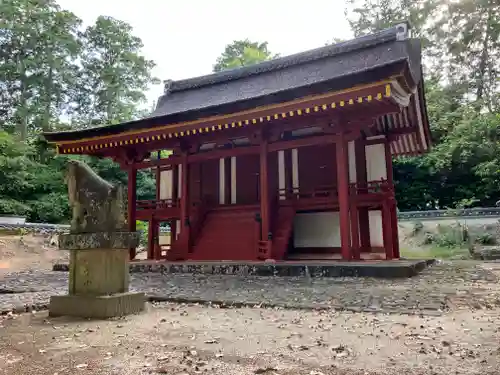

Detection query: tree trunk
(475, 4), (493, 110)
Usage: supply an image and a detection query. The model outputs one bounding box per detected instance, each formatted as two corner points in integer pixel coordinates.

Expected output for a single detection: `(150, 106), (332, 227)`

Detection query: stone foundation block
(49, 292), (145, 319)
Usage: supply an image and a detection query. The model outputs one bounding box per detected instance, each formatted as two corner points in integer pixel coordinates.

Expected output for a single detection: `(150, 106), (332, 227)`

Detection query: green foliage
(346, 0), (500, 211)
(73, 16), (160, 125)
(213, 39), (277, 72)
(0, 0), (83, 139)
(401, 245), (470, 260)
(474, 232), (495, 245)
(0, 2), (157, 222)
(431, 225), (468, 248)
(136, 220), (148, 246)
(0, 0), (499, 224)
(412, 221), (424, 235)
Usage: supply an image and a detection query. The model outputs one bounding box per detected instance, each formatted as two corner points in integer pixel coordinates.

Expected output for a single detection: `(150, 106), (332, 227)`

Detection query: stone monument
(49, 160), (145, 318)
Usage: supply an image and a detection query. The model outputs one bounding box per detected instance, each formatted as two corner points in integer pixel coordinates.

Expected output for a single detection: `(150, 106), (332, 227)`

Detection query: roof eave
(43, 61), (408, 144)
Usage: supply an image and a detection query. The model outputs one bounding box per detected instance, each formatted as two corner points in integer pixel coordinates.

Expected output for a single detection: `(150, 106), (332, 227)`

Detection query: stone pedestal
(49, 231), (145, 319)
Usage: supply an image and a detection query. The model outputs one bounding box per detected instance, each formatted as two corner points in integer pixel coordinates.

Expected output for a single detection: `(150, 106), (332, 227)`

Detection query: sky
(56, 0), (353, 105)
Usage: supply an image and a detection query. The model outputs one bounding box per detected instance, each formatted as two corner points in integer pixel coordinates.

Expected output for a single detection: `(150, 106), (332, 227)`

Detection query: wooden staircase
(189, 206), (260, 261)
(271, 206), (296, 260)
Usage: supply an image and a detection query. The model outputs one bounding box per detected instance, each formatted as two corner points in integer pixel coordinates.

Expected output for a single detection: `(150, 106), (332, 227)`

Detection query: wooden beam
(268, 133), (351, 152)
(58, 83), (390, 153)
(134, 145), (260, 169)
(134, 130), (363, 170)
(60, 92), (401, 159)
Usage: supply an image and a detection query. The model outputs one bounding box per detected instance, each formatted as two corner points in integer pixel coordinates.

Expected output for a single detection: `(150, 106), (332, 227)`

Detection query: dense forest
(0, 0), (499, 223)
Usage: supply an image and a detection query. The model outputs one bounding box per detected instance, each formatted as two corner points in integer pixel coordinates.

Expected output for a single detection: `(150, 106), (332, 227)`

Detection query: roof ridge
(162, 23), (409, 95)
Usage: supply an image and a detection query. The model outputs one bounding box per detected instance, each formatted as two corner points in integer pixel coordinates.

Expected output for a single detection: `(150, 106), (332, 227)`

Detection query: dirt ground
(1, 303), (499, 375)
(0, 234), (67, 274)
(1, 234), (500, 374)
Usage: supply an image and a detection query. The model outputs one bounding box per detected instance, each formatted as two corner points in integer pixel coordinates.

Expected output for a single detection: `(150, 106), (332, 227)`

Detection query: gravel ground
(1, 302), (499, 375)
(1, 261), (500, 315)
(2, 236), (500, 375)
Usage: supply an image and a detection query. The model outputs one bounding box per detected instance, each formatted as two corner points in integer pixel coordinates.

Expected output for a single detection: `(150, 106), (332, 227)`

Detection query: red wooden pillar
(152, 151), (161, 260)
(171, 165), (179, 242)
(147, 218), (155, 260)
(259, 139), (270, 245)
(355, 140), (371, 252)
(381, 201), (394, 260)
(180, 153), (190, 254)
(389, 201), (399, 258)
(180, 154), (189, 230)
(155, 151), (161, 201)
(127, 167), (137, 260)
(336, 134), (351, 260)
(384, 142), (400, 259)
(284, 149), (293, 197)
(350, 200), (360, 260)
(224, 157), (231, 204)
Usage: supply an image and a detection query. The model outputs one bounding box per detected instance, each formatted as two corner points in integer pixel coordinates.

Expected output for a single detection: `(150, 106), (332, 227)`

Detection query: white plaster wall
(159, 170), (173, 200)
(176, 220), (180, 239)
(219, 158), (225, 204)
(278, 150), (285, 199)
(369, 210), (384, 247)
(365, 143), (387, 247)
(177, 164), (182, 198)
(159, 233), (171, 246)
(292, 148), (299, 192)
(231, 156), (237, 204)
(293, 211), (382, 248)
(348, 141), (356, 183)
(293, 212), (341, 248)
(365, 143), (387, 181)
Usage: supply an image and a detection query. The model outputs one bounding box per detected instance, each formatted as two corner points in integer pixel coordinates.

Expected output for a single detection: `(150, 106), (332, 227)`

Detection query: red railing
(277, 180), (394, 201)
(136, 198), (179, 211)
(278, 185), (338, 201)
(349, 180), (394, 195)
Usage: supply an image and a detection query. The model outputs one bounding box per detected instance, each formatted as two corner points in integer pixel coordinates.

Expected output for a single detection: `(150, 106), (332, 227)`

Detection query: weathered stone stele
(49, 160), (145, 319)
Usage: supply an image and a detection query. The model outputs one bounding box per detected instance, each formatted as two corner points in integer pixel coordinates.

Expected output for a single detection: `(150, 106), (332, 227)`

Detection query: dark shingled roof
(151, 22), (420, 118)
(44, 22), (422, 142)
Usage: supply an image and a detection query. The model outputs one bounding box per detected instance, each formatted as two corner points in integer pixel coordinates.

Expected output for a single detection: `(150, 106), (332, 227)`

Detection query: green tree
(345, 0), (500, 210)
(0, 3), (158, 222)
(0, 0), (81, 138)
(213, 39), (277, 72)
(345, 0), (445, 76)
(74, 16), (159, 126)
(438, 0), (500, 112)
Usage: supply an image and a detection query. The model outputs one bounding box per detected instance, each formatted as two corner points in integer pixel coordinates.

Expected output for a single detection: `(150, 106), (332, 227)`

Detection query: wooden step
(190, 209), (259, 261)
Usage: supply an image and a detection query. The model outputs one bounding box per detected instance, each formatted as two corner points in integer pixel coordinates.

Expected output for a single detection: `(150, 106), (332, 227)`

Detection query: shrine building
(43, 23), (431, 263)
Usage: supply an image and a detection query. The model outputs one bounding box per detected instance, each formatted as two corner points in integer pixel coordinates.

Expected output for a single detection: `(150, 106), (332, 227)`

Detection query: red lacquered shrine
(44, 23), (431, 262)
